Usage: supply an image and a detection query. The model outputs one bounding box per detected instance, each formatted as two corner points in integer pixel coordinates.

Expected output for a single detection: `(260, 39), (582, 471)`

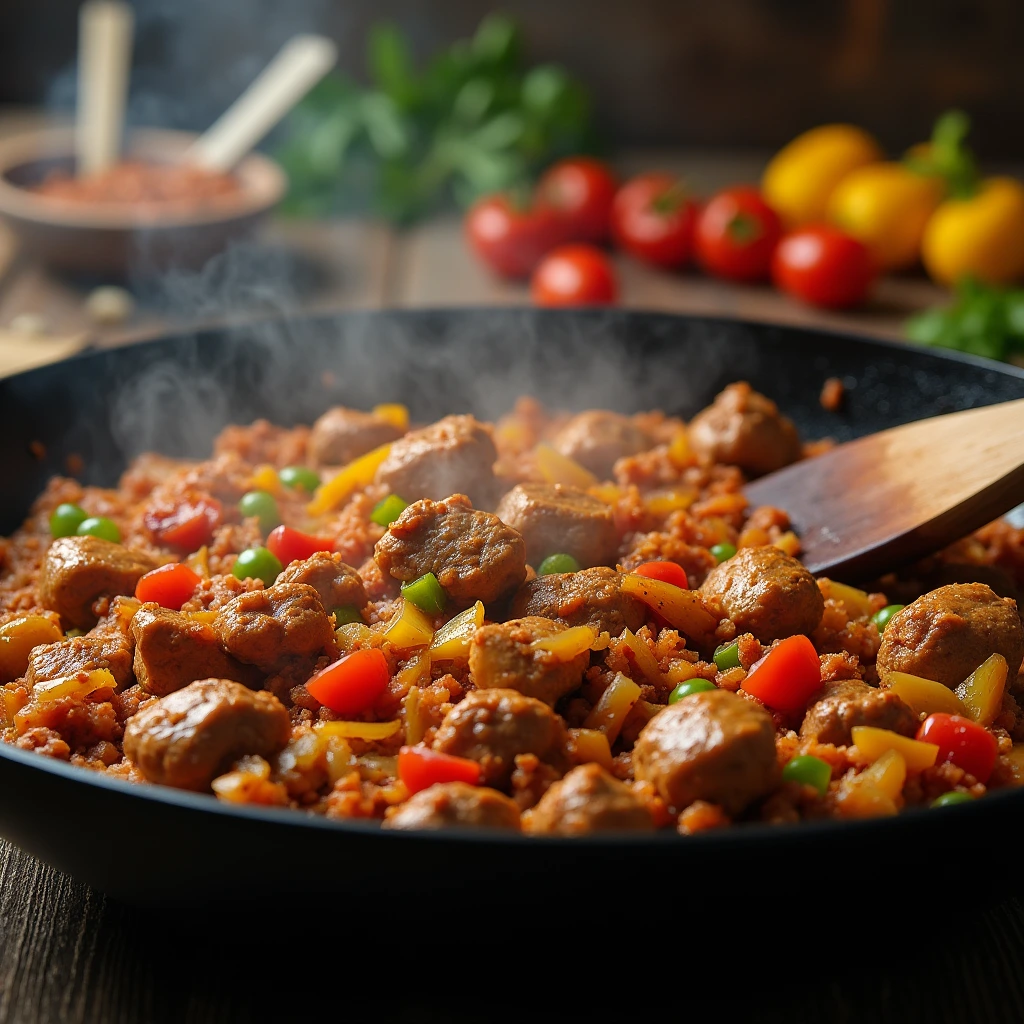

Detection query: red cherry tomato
(742, 634), (821, 716)
(143, 494), (222, 552)
(632, 561), (689, 589)
(465, 194), (560, 279)
(398, 745), (482, 795)
(772, 225), (875, 309)
(916, 713), (998, 784)
(266, 525), (334, 566)
(537, 157), (617, 243)
(695, 186), (783, 282)
(531, 244), (618, 307)
(610, 172), (699, 268)
(135, 563), (202, 611)
(306, 648), (390, 716)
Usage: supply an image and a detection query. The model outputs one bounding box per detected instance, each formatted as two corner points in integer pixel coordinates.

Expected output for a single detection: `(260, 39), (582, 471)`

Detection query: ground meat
(123, 678), (290, 791)
(508, 567), (646, 638)
(384, 782), (522, 830)
(550, 410), (653, 480)
(618, 531), (718, 587)
(375, 415), (499, 508)
(26, 633), (134, 689)
(687, 382), (801, 476)
(801, 679), (918, 746)
(307, 406), (403, 467)
(38, 536), (156, 629)
(469, 616), (589, 706)
(633, 689), (778, 815)
(523, 763), (654, 834)
(494, 483), (618, 569)
(132, 604), (259, 696)
(15, 727), (71, 760)
(876, 583), (1024, 688)
(215, 582), (336, 673)
(374, 494), (526, 605)
(701, 545), (824, 643)
(276, 551), (368, 613)
(213, 419), (309, 469)
(432, 687), (570, 788)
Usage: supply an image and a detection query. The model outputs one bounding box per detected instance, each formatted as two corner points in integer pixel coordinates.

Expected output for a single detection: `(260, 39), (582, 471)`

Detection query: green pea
(538, 553), (581, 576)
(668, 678), (716, 703)
(710, 543), (737, 564)
(279, 466), (320, 494)
(872, 604), (904, 634)
(76, 516), (121, 543)
(232, 546), (283, 587)
(401, 572), (447, 614)
(333, 605), (363, 626)
(370, 494), (409, 528)
(50, 503), (87, 538)
(713, 640), (741, 671)
(782, 755), (832, 796)
(932, 790), (974, 808)
(238, 490), (280, 534)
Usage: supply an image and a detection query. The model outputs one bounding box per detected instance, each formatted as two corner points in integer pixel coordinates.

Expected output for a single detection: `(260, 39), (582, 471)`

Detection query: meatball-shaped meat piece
(688, 382), (801, 476)
(277, 551), (368, 614)
(384, 782), (521, 831)
(375, 414), (499, 509)
(216, 582), (336, 672)
(26, 632), (134, 689)
(469, 616), (589, 706)
(374, 493), (526, 605)
(123, 678), (290, 791)
(876, 583), (1024, 688)
(495, 483), (618, 569)
(509, 567), (646, 639)
(701, 546), (823, 643)
(633, 689), (777, 815)
(551, 410), (653, 480)
(801, 679), (917, 746)
(433, 688), (569, 788)
(524, 763), (654, 835)
(307, 406), (402, 467)
(39, 536), (156, 630)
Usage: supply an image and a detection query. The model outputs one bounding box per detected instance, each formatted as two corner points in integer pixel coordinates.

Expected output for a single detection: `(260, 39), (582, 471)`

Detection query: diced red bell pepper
(742, 634), (821, 716)
(916, 713), (998, 784)
(266, 525), (334, 565)
(135, 563), (202, 611)
(143, 494), (222, 552)
(305, 648), (390, 715)
(398, 745), (482, 795)
(632, 561), (689, 589)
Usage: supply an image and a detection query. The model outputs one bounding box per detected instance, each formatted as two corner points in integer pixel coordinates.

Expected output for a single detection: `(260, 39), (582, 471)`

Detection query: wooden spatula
(743, 398), (1024, 581)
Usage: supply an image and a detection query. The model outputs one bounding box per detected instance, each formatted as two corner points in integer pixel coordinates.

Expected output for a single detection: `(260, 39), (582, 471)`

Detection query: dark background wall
(1, 0), (1021, 158)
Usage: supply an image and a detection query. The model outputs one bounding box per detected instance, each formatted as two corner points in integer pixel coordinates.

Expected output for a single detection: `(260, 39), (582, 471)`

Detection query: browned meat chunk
(374, 494), (526, 605)
(433, 688), (569, 788)
(701, 546), (823, 643)
(277, 551), (368, 614)
(132, 604), (258, 697)
(509, 567), (646, 638)
(39, 536), (156, 630)
(375, 415), (499, 508)
(801, 679), (917, 746)
(216, 583), (336, 672)
(495, 483), (618, 568)
(688, 382), (801, 476)
(307, 406), (402, 467)
(469, 616), (589, 706)
(123, 678), (290, 791)
(384, 782), (521, 831)
(633, 689), (777, 815)
(550, 410), (652, 479)
(876, 583), (1024, 688)
(524, 763), (654, 834)
(26, 633), (134, 689)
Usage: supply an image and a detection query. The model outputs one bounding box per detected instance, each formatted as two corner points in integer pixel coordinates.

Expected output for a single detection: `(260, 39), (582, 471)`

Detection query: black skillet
(2, 308), (1023, 914)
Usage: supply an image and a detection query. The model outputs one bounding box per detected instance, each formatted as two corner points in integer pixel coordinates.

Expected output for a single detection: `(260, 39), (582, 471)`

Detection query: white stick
(186, 35), (338, 172)
(76, 0), (134, 176)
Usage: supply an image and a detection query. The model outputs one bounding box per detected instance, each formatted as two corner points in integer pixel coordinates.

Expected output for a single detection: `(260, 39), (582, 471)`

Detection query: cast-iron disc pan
(2, 308), (1023, 913)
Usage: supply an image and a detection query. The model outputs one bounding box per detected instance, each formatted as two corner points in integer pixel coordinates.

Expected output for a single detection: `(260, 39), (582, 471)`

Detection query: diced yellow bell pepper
(249, 464), (283, 496)
(588, 483), (623, 505)
(29, 668), (117, 705)
(336, 621), (377, 652)
(620, 574), (718, 639)
(773, 531), (802, 557)
(402, 684), (427, 746)
(884, 671), (967, 717)
(618, 628), (664, 684)
(394, 650), (430, 691)
(318, 719), (402, 741)
(851, 726), (939, 770)
(531, 624), (597, 661)
(569, 727), (613, 770)
(584, 672), (641, 743)
(836, 777), (899, 819)
(667, 431), (690, 468)
(185, 545), (211, 579)
(822, 581), (875, 620)
(0, 615), (63, 684)
(372, 403), (409, 432)
(307, 442), (393, 516)
(535, 442), (598, 489)
(645, 489), (698, 517)
(430, 601), (484, 661)
(955, 653), (1007, 727)
(384, 600), (434, 650)
(666, 661), (701, 685)
(2, 686), (28, 726)
(858, 748), (907, 801)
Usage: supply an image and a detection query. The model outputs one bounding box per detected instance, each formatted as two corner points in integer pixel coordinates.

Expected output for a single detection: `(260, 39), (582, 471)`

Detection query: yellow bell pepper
(569, 727), (614, 770)
(850, 726), (939, 771)
(883, 671), (967, 718)
(306, 442), (392, 516)
(429, 601), (485, 661)
(0, 615), (63, 684)
(954, 653), (1007, 727)
(317, 719), (402, 741)
(534, 442), (598, 489)
(383, 600), (434, 650)
(762, 124), (882, 228)
(620, 574), (718, 639)
(531, 624), (597, 660)
(584, 672), (641, 743)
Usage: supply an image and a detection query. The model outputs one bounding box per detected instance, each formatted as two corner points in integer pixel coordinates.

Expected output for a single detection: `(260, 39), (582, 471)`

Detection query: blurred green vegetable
(275, 14), (594, 223)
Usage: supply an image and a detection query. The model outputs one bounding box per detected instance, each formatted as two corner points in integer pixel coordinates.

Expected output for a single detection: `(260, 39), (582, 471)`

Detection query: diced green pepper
(371, 494), (409, 528)
(333, 604), (363, 626)
(713, 641), (741, 671)
(401, 572), (447, 614)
